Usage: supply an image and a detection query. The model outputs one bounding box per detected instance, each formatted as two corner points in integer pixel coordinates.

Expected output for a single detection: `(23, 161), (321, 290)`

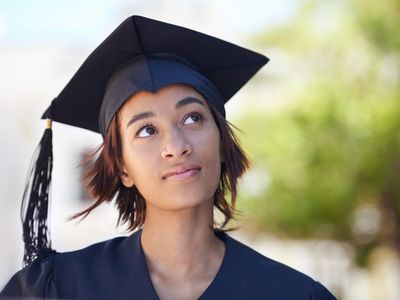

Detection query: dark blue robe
(1, 229), (337, 299)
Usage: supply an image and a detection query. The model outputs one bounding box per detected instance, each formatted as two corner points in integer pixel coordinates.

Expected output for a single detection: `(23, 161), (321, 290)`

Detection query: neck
(140, 200), (225, 282)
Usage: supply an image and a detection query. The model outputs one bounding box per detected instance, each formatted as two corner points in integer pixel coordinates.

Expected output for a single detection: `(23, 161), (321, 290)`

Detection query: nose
(161, 127), (192, 159)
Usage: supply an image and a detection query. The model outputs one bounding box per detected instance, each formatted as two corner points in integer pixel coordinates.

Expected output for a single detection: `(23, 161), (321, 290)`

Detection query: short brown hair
(72, 104), (251, 231)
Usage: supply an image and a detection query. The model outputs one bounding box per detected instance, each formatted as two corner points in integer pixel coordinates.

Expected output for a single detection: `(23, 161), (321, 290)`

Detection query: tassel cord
(20, 126), (53, 266)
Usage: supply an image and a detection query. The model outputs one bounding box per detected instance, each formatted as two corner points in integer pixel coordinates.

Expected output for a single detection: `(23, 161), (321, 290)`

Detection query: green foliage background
(235, 0), (400, 267)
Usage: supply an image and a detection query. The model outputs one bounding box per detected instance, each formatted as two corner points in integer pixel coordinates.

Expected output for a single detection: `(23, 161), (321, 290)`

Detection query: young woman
(0, 15), (337, 299)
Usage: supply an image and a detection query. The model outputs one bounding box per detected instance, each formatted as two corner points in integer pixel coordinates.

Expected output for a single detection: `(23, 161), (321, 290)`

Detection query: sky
(0, 0), (299, 46)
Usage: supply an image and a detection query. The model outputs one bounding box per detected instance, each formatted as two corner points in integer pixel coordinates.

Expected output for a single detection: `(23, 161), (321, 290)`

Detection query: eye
(183, 112), (202, 125)
(136, 124), (157, 138)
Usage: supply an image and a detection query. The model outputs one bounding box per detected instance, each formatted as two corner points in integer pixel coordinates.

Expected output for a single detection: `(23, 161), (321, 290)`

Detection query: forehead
(119, 84), (209, 116)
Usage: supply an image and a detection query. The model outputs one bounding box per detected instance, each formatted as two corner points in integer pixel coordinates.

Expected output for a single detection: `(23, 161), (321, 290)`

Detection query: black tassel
(21, 119), (53, 266)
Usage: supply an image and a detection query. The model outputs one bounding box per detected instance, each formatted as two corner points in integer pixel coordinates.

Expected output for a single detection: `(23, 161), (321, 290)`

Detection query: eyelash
(135, 111), (204, 137)
(136, 122), (155, 137)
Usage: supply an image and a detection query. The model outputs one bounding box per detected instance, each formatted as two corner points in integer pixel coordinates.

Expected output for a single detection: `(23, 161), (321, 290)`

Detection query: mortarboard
(21, 15), (269, 265)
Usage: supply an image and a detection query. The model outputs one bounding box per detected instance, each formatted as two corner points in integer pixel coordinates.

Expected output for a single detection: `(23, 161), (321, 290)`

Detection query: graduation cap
(21, 15), (269, 265)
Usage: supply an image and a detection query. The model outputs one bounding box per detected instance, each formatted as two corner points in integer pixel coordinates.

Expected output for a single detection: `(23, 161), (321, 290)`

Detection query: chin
(151, 191), (214, 212)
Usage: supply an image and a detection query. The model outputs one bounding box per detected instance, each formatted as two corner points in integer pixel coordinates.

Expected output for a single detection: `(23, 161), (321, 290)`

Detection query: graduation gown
(1, 229), (337, 299)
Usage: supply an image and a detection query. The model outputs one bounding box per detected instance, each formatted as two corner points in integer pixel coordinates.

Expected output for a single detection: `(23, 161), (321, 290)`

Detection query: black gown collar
(123, 228), (232, 300)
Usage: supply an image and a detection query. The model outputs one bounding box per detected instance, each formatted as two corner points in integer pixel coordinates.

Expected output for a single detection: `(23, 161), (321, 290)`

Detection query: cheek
(122, 140), (159, 182)
(190, 125), (222, 180)
(197, 123), (221, 161)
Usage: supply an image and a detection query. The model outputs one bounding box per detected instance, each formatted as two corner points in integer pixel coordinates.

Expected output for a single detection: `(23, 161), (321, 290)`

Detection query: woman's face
(118, 84), (221, 211)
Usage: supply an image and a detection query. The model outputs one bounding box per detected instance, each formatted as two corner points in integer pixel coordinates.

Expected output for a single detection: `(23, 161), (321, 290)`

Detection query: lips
(162, 165), (202, 180)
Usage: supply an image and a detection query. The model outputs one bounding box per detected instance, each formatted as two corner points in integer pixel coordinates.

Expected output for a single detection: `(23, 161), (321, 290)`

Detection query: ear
(120, 165), (135, 187)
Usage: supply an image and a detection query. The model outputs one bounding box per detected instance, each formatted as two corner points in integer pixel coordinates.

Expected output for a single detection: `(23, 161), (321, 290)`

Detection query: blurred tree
(237, 0), (400, 267)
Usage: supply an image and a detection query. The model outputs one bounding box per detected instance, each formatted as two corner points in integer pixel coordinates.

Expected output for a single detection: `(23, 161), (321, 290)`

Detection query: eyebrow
(126, 111), (155, 128)
(126, 96), (205, 128)
(175, 96), (205, 109)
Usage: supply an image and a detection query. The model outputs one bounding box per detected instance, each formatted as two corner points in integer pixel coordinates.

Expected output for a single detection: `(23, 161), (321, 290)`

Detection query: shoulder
(50, 234), (131, 291)
(223, 232), (314, 283)
(0, 250), (57, 298)
(0, 235), (131, 298)
(54, 235), (129, 269)
(222, 232), (337, 299)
